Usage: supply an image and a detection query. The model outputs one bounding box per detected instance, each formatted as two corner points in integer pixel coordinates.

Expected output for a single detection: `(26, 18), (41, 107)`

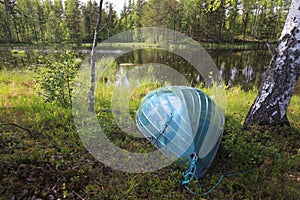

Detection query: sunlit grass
(10, 49), (26, 54)
(96, 42), (264, 51)
(0, 69), (34, 108)
(288, 94), (300, 127)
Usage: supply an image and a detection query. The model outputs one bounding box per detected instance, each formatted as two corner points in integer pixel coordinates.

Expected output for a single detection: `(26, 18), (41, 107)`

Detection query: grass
(2, 42), (268, 54)
(10, 49), (26, 55)
(95, 42), (267, 51)
(0, 70), (299, 199)
(87, 42), (268, 51)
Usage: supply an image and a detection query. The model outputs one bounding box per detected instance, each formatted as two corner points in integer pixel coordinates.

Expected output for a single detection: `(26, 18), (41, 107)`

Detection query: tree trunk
(88, 0), (103, 112)
(242, 11), (249, 41)
(243, 0), (300, 128)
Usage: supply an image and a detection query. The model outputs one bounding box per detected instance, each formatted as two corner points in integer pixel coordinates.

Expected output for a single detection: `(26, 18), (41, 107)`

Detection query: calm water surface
(115, 49), (271, 91)
(0, 46), (299, 93)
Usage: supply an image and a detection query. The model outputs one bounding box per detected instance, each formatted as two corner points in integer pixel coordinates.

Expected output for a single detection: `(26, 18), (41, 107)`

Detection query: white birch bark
(244, 0), (300, 127)
(88, 0), (103, 112)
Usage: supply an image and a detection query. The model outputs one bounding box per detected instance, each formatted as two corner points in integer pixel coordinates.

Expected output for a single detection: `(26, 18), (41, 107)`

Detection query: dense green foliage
(33, 50), (82, 108)
(0, 0), (290, 44)
(0, 69), (299, 199)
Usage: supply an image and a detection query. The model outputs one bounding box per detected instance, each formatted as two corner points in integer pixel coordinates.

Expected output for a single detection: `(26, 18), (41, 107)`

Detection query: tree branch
(0, 122), (40, 139)
(266, 43), (277, 57)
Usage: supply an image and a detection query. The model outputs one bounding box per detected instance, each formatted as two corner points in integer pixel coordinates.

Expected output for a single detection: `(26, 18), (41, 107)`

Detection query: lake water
(115, 48), (271, 91)
(1, 46), (299, 93)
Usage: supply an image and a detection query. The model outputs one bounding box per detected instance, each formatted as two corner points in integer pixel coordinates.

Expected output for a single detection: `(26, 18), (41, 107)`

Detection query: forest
(1, 0), (300, 199)
(0, 0), (291, 44)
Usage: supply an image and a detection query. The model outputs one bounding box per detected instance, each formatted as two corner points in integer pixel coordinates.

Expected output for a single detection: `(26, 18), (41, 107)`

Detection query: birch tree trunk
(243, 0), (300, 128)
(88, 0), (103, 112)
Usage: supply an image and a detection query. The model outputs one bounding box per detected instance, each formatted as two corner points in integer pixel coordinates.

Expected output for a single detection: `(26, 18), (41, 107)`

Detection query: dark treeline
(0, 0), (290, 44)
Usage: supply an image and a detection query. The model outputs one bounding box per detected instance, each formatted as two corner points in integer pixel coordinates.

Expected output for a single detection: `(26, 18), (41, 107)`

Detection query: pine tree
(65, 0), (82, 43)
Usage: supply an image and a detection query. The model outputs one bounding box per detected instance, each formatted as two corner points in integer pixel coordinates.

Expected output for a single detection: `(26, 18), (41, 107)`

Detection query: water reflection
(0, 47), (121, 70)
(0, 47), (286, 91)
(115, 49), (272, 91)
(211, 50), (271, 90)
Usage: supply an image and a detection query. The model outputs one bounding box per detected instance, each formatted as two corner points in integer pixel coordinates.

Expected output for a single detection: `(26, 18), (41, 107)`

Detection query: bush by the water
(33, 50), (82, 108)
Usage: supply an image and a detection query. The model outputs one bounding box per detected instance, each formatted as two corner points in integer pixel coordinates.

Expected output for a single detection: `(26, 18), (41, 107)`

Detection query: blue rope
(175, 144), (282, 196)
(181, 153), (199, 185)
(184, 169), (256, 196)
(179, 154), (256, 196)
(180, 153), (203, 195)
(152, 113), (173, 145)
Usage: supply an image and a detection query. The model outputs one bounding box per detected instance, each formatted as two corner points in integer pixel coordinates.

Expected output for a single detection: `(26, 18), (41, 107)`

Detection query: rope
(181, 153), (199, 185)
(178, 152), (256, 196)
(194, 168), (256, 196)
(152, 113), (173, 146)
(180, 153), (205, 195)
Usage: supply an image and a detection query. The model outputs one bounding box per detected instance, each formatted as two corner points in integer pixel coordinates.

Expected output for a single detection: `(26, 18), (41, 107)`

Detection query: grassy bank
(91, 42), (267, 51)
(1, 41), (267, 51)
(0, 70), (299, 199)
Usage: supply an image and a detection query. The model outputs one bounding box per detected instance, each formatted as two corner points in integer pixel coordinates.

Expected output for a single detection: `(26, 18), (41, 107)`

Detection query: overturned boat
(136, 86), (225, 179)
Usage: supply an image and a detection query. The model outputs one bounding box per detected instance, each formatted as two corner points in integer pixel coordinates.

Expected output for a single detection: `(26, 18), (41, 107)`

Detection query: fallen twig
(0, 122), (40, 138)
(72, 190), (85, 200)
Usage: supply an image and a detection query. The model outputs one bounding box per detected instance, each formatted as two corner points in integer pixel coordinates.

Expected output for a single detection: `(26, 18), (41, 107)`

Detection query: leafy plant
(34, 50), (82, 108)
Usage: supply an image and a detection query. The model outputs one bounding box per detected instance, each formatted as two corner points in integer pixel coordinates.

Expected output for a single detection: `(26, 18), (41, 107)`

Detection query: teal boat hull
(136, 86), (224, 178)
